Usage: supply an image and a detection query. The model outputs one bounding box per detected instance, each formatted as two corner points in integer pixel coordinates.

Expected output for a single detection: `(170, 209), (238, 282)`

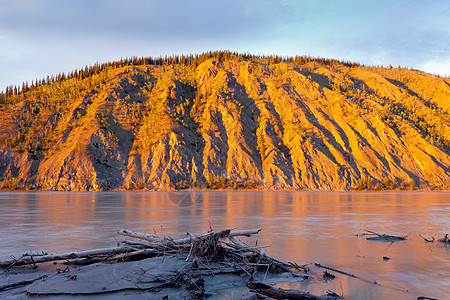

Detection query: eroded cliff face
(1, 56), (449, 190)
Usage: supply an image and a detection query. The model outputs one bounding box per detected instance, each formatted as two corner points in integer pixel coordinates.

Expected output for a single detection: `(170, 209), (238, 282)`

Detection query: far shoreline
(0, 187), (448, 192)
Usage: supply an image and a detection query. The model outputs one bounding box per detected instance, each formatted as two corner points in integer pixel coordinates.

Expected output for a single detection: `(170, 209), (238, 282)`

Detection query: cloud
(420, 60), (450, 76)
(266, 0), (450, 73)
(324, 26), (450, 71)
(0, 0), (278, 42)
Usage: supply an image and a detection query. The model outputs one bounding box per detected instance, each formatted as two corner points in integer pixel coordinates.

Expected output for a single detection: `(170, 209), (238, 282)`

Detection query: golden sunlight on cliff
(0, 52), (449, 190)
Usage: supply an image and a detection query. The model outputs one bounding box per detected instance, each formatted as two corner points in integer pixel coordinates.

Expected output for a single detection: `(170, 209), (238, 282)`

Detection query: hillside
(1, 51), (449, 191)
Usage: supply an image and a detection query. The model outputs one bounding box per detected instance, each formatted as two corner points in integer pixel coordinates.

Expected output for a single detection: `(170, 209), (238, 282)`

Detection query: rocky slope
(1, 53), (449, 190)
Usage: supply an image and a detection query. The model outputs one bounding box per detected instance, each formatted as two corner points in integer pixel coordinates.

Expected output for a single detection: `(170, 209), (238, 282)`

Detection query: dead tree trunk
(246, 281), (338, 300)
(0, 246), (136, 268)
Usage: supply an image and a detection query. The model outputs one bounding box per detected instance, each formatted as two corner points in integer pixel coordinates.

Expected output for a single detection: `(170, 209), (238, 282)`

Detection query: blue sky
(1, 0), (449, 90)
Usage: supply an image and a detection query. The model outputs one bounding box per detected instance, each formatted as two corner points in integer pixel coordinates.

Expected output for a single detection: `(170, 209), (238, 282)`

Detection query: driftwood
(118, 228), (262, 244)
(0, 228), (321, 298)
(0, 246), (140, 268)
(363, 230), (407, 241)
(65, 248), (159, 265)
(246, 281), (342, 300)
(438, 234), (449, 244)
(418, 234), (449, 244)
(314, 263), (359, 279)
(418, 235), (435, 243)
(117, 229), (166, 242)
(2, 226), (437, 298)
(314, 263), (387, 288)
(0, 228), (285, 275)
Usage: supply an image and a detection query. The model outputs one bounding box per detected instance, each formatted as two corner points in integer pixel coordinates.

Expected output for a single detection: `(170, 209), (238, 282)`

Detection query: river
(0, 191), (448, 299)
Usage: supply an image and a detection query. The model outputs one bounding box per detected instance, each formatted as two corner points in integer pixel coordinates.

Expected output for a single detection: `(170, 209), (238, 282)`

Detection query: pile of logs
(0, 228), (273, 270)
(0, 229), (268, 269)
(1, 228), (345, 299)
(116, 227), (301, 274)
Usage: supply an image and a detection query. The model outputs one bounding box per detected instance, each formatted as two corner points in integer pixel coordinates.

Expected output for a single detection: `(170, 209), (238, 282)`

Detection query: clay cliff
(0, 52), (449, 190)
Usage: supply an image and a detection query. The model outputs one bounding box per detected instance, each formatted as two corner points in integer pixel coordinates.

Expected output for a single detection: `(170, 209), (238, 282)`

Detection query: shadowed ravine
(0, 52), (449, 190)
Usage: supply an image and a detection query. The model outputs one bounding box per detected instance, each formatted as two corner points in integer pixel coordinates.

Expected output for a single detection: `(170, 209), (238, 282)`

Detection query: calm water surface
(0, 191), (449, 299)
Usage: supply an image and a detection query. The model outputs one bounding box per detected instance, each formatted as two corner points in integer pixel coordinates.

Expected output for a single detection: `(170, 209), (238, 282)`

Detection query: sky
(1, 0), (450, 91)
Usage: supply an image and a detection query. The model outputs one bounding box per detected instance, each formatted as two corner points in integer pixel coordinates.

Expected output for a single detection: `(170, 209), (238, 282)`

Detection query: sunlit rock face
(0, 53), (449, 190)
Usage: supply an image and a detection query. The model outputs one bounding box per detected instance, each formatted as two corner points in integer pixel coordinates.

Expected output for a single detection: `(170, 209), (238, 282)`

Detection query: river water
(0, 191), (448, 299)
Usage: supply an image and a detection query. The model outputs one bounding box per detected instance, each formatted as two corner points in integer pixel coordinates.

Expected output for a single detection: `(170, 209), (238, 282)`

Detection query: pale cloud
(0, 35), (25, 65)
(0, 0), (44, 15)
(420, 60), (450, 77)
(0, 0), (272, 40)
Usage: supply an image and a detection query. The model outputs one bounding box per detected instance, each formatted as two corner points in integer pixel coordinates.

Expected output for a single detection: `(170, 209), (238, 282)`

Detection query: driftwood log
(314, 263), (359, 279)
(363, 230), (407, 241)
(418, 235), (435, 243)
(0, 246), (142, 268)
(118, 228), (262, 244)
(117, 229), (165, 242)
(246, 281), (342, 300)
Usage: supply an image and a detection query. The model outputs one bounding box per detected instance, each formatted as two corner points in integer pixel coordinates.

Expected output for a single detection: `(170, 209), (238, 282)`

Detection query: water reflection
(0, 191), (449, 299)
